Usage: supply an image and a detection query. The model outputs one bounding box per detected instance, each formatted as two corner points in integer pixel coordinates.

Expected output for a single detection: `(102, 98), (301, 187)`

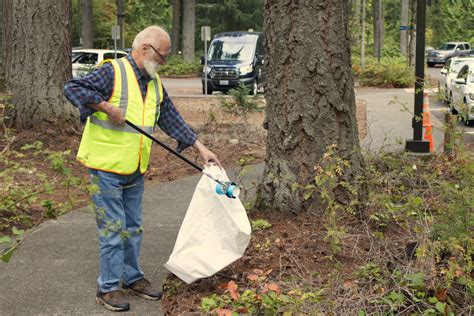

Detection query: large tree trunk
(116, 0), (125, 49)
(182, 0), (195, 62)
(81, 0), (93, 48)
(400, 0), (409, 56)
(0, 2), (4, 90)
(4, 0), (77, 129)
(1, 0), (13, 92)
(171, 0), (181, 55)
(258, 0), (367, 214)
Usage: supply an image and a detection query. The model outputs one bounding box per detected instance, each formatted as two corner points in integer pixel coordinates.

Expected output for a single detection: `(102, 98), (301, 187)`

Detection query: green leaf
(0, 236), (13, 244)
(12, 227), (24, 236)
(435, 302), (446, 314)
(358, 310), (366, 316)
(428, 296), (438, 304)
(1, 245), (17, 263)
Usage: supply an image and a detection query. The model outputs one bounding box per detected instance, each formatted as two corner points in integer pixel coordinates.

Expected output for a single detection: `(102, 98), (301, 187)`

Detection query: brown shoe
(123, 278), (163, 300)
(95, 290), (130, 312)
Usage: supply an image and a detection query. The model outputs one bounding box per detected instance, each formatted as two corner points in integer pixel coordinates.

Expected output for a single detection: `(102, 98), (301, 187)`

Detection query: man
(64, 26), (221, 312)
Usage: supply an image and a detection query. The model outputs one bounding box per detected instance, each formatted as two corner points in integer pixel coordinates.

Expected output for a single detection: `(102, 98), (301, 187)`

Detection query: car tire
(450, 104), (458, 115)
(427, 62), (435, 67)
(202, 86), (213, 95)
(249, 80), (258, 95)
(464, 119), (473, 127)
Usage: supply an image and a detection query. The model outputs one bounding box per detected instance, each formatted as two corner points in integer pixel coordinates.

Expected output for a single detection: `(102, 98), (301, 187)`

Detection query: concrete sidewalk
(0, 165), (263, 316)
(0, 89), (445, 315)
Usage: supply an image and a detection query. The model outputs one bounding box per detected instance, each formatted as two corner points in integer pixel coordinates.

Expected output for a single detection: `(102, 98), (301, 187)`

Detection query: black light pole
(405, 0), (430, 153)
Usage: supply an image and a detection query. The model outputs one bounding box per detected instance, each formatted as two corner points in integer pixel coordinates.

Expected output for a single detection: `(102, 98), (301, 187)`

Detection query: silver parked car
(427, 42), (471, 67)
(450, 62), (474, 126)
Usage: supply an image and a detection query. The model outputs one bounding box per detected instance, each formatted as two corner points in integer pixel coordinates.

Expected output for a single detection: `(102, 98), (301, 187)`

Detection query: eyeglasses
(148, 44), (167, 62)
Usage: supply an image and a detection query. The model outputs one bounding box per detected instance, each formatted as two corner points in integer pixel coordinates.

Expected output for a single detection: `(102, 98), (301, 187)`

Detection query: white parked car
(438, 56), (474, 103)
(451, 62), (474, 126)
(72, 49), (127, 77)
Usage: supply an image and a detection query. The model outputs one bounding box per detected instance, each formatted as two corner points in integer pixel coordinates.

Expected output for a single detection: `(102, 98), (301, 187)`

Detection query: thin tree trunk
(409, 0), (416, 67)
(81, 0), (93, 48)
(360, 0), (366, 69)
(373, 0), (381, 59)
(116, 0), (125, 49)
(400, 0), (409, 56)
(182, 0), (195, 62)
(4, 0), (77, 129)
(380, 0), (384, 52)
(258, 0), (367, 215)
(171, 0), (181, 55)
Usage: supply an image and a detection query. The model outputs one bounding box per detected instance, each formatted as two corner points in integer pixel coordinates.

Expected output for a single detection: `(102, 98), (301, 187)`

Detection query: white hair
(132, 26), (170, 50)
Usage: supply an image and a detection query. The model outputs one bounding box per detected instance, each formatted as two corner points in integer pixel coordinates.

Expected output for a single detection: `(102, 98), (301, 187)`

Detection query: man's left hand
(193, 140), (223, 169)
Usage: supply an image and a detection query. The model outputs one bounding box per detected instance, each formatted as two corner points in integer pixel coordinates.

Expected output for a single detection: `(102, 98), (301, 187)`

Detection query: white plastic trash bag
(164, 165), (251, 284)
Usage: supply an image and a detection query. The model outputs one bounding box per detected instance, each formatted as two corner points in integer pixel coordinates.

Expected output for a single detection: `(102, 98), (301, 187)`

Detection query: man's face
(143, 41), (170, 78)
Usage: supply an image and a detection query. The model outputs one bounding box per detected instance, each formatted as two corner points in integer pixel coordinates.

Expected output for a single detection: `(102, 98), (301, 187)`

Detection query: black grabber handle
(125, 120), (204, 173)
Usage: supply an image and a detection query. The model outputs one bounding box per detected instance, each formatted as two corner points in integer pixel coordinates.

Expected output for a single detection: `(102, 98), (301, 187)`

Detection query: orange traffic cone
(422, 92), (434, 152)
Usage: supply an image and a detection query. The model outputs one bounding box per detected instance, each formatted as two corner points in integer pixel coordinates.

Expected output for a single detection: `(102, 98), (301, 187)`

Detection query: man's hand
(87, 101), (125, 126)
(106, 105), (125, 126)
(194, 140), (222, 169)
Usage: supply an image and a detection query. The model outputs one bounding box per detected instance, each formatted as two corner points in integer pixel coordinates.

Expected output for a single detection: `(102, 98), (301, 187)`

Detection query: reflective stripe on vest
(76, 58), (163, 174)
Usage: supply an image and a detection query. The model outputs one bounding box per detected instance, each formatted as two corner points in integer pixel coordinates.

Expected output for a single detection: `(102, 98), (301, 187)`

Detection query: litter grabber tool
(125, 120), (240, 198)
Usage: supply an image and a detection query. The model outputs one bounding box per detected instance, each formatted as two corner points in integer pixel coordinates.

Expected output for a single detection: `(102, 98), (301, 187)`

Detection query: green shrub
(159, 55), (202, 76)
(354, 56), (415, 88)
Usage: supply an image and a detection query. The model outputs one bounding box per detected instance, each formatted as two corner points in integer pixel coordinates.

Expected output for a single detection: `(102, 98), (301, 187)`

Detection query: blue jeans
(88, 168), (145, 293)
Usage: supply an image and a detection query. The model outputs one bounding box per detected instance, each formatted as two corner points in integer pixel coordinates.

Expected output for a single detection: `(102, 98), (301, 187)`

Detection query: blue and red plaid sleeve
(63, 63), (114, 123)
(157, 88), (197, 152)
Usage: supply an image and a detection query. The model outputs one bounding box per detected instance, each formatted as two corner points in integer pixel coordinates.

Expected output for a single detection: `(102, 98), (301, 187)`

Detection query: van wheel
(249, 80), (258, 95)
(202, 86), (213, 95)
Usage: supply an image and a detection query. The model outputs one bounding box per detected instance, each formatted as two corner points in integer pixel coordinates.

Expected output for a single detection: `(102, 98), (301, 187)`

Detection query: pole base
(405, 139), (430, 153)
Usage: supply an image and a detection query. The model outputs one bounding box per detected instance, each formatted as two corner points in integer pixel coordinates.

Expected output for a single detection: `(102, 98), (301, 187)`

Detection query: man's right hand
(106, 105), (125, 126)
(87, 101), (125, 126)
(100, 101), (125, 125)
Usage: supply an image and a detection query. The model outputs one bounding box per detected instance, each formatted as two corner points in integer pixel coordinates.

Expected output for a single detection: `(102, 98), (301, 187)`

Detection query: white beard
(143, 59), (159, 78)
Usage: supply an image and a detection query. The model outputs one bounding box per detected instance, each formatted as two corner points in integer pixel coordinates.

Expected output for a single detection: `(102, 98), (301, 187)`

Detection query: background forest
(71, 0), (474, 57)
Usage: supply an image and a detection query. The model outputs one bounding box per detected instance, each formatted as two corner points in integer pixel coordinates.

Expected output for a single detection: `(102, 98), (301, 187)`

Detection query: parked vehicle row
(450, 62), (474, 126)
(438, 56), (474, 126)
(427, 42), (471, 67)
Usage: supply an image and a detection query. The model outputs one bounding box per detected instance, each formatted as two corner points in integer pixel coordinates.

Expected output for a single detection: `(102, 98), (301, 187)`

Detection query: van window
(208, 40), (256, 61)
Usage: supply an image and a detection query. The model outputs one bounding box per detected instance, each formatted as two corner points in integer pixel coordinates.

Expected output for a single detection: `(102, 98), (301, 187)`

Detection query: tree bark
(1, 0), (13, 92)
(182, 0), (195, 62)
(258, 0), (367, 215)
(360, 0), (366, 69)
(400, 0), (409, 56)
(372, 0), (382, 59)
(4, 0), (77, 129)
(408, 0), (416, 67)
(171, 0), (181, 55)
(116, 0), (125, 49)
(81, 0), (93, 48)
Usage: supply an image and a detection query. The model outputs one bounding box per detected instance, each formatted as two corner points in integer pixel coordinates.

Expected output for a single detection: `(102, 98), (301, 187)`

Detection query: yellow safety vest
(77, 58), (163, 174)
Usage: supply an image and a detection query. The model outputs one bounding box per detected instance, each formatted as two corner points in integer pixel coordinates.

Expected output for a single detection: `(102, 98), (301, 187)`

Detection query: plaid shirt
(64, 54), (196, 152)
